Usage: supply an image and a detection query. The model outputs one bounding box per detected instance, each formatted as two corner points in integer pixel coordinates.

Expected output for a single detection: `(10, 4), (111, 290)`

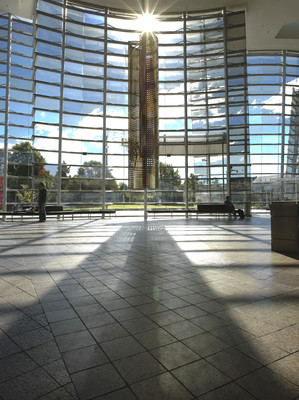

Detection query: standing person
(38, 182), (47, 222)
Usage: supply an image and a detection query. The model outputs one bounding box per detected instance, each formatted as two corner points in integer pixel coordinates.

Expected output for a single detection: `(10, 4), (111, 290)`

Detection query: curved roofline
(1, 0), (299, 51)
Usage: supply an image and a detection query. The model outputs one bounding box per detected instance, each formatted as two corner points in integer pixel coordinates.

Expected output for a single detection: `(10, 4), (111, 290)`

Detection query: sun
(138, 12), (158, 33)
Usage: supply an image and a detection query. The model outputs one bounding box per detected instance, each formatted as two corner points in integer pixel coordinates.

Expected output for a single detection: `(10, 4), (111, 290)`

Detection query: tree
(8, 141), (47, 178)
(159, 162), (183, 203)
(61, 161), (70, 177)
(76, 161), (119, 191)
(188, 173), (200, 202)
(7, 142), (55, 203)
(159, 162), (182, 190)
(77, 161), (102, 179)
(16, 184), (36, 205)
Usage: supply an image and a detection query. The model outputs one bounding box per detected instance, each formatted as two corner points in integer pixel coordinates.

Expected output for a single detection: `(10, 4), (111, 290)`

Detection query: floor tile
(11, 327), (53, 350)
(210, 324), (255, 346)
(134, 327), (177, 350)
(183, 332), (230, 357)
(172, 359), (230, 397)
(163, 320), (205, 340)
(261, 325), (299, 353)
(268, 352), (299, 386)
(93, 387), (136, 400)
(50, 318), (86, 336)
(131, 372), (193, 400)
(196, 382), (256, 400)
(26, 341), (61, 366)
(113, 352), (166, 384)
(38, 387), (78, 399)
(206, 347), (262, 379)
(101, 335), (145, 360)
(0, 215), (298, 399)
(90, 322), (128, 343)
(80, 311), (116, 328)
(174, 305), (207, 319)
(63, 345), (108, 373)
(43, 359), (71, 385)
(45, 308), (78, 323)
(71, 363), (126, 400)
(148, 310), (185, 326)
(151, 341), (200, 369)
(109, 307), (144, 321)
(0, 352), (37, 383)
(0, 367), (59, 400)
(236, 337), (289, 364)
(190, 314), (229, 331)
(56, 330), (96, 352)
(0, 337), (22, 358)
(237, 367), (299, 400)
(121, 316), (159, 334)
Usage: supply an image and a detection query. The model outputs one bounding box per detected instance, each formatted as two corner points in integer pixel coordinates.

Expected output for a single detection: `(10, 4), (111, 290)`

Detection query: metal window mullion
(202, 28), (212, 202)
(57, 1), (66, 206)
(183, 13), (189, 209)
(223, 9), (231, 198)
(281, 50), (286, 182)
(2, 14), (12, 216)
(243, 48), (250, 216)
(101, 9), (108, 210)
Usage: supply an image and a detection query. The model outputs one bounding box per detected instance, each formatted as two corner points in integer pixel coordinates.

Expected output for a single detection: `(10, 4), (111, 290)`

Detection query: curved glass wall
(248, 52), (299, 207)
(1, 0), (298, 212)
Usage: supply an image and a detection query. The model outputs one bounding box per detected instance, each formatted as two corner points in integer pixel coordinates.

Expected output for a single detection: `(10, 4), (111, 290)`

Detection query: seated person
(224, 196), (244, 219)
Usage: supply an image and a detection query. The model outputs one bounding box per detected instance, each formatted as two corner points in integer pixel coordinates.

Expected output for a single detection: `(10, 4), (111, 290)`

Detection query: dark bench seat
(146, 205), (244, 218)
(197, 204), (232, 213)
(47, 209), (116, 220)
(197, 203), (244, 218)
(0, 209), (116, 221)
(147, 209), (198, 218)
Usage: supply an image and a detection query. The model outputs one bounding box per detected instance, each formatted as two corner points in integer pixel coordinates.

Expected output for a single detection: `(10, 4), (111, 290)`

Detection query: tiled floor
(0, 214), (298, 400)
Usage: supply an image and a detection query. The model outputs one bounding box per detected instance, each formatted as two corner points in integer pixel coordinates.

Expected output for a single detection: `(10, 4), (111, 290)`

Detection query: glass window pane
(37, 14), (62, 31)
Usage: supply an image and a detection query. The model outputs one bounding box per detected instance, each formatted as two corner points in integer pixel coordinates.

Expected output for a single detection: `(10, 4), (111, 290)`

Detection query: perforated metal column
(128, 32), (159, 189)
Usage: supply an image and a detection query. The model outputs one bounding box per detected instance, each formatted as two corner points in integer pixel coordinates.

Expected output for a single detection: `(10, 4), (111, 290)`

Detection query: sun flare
(138, 12), (158, 33)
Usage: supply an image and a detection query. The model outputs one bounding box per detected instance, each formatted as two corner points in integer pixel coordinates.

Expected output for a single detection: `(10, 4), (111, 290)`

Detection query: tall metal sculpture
(128, 32), (159, 189)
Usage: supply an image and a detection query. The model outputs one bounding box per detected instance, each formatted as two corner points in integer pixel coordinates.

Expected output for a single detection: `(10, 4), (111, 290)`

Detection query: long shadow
(0, 216), (298, 399)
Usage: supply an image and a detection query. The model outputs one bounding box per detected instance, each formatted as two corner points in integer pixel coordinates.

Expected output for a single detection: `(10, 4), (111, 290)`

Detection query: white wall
(246, 0), (299, 51)
(0, 0), (35, 20)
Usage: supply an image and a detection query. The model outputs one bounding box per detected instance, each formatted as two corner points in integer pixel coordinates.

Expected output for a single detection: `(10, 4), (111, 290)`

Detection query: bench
(0, 210), (37, 221)
(46, 205), (63, 212)
(47, 209), (116, 220)
(197, 204), (244, 218)
(0, 209), (116, 221)
(146, 205), (245, 219)
(147, 209), (198, 218)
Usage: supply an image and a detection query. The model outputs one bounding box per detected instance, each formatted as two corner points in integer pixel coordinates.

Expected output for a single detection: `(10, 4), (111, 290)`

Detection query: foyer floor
(0, 214), (298, 400)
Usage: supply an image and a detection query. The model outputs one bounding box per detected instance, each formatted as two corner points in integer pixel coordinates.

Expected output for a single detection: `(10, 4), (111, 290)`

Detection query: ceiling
(1, 0), (299, 51)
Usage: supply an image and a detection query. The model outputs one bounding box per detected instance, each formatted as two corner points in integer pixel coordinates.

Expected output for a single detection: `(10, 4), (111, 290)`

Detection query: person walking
(38, 182), (47, 222)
